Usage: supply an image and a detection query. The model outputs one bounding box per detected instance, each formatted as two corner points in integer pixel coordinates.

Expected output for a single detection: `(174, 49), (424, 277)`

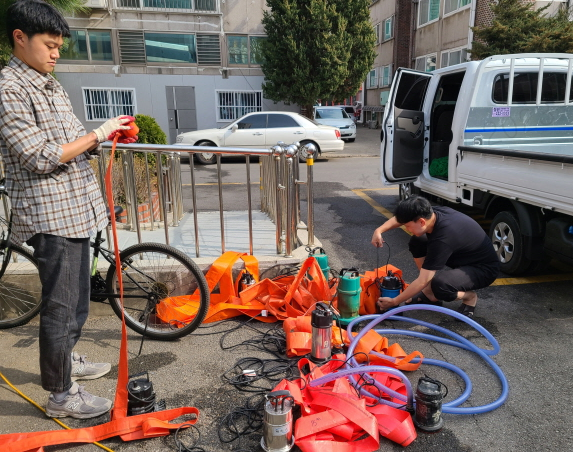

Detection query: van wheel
(194, 141), (217, 165)
(399, 183), (419, 201)
(489, 211), (531, 275)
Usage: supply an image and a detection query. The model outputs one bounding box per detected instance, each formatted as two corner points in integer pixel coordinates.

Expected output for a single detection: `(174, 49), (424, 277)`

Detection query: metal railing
(99, 141), (316, 257)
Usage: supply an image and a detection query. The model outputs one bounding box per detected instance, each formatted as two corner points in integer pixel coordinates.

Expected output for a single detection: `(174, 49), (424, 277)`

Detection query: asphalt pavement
(1, 126), (573, 452)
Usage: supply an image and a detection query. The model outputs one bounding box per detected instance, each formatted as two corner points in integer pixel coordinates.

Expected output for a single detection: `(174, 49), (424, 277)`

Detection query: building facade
(365, 0), (568, 124)
(57, 0), (296, 143)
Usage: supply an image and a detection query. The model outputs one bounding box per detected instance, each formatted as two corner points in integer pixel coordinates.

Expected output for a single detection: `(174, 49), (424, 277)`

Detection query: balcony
(114, 0), (218, 13)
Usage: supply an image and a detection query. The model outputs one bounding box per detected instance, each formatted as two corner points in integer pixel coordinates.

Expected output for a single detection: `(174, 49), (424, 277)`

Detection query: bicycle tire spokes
(0, 243), (42, 328)
(106, 243), (209, 340)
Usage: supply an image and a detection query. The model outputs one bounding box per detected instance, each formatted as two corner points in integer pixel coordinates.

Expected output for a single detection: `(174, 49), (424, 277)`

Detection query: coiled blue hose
(308, 305), (509, 415)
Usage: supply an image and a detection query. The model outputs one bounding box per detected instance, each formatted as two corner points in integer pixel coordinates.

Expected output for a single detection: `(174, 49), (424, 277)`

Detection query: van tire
(399, 183), (419, 201)
(489, 211), (532, 275)
(194, 141), (217, 165)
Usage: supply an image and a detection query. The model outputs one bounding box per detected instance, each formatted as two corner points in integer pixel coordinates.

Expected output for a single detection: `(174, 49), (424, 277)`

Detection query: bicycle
(0, 181), (209, 341)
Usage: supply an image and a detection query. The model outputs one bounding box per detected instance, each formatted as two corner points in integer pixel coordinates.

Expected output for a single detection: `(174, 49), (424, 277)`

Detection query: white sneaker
(46, 382), (112, 419)
(71, 352), (111, 381)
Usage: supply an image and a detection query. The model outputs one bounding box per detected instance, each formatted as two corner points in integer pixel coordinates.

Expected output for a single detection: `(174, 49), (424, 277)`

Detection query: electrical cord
(0, 369), (116, 452)
(173, 423), (206, 452)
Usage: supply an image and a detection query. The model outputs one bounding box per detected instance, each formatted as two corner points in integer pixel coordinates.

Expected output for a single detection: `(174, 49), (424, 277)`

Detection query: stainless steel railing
(99, 141), (316, 257)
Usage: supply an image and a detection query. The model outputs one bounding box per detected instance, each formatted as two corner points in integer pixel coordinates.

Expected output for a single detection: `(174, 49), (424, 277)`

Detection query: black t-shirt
(422, 206), (499, 271)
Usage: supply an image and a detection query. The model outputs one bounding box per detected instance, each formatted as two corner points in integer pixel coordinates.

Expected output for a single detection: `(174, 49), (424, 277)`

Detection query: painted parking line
(352, 188), (411, 235)
(353, 188), (573, 286)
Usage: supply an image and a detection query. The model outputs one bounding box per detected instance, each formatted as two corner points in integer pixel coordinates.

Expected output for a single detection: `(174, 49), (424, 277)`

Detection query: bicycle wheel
(0, 242), (42, 329)
(106, 243), (209, 340)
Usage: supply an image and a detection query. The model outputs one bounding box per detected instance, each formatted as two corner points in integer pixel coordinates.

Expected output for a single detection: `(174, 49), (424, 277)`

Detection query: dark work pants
(27, 234), (91, 393)
(408, 235), (499, 302)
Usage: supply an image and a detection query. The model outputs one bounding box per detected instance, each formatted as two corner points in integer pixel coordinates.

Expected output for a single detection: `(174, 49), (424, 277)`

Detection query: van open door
(382, 69), (433, 183)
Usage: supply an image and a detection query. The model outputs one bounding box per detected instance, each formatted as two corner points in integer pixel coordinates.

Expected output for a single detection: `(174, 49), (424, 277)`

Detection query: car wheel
(299, 140), (320, 163)
(398, 182), (419, 201)
(489, 211), (532, 275)
(347, 138), (355, 143)
(194, 141), (217, 165)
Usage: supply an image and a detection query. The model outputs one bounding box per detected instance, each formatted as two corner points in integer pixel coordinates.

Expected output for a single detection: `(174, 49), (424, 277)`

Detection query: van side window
(493, 72), (570, 104)
(395, 72), (430, 111)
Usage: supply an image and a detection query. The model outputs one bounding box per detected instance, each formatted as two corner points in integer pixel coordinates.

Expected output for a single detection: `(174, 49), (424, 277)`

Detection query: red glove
(92, 115), (136, 142)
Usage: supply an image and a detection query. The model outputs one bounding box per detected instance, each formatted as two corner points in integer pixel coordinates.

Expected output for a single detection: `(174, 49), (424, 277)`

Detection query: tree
(0, 0), (89, 67)
(471, 0), (573, 59)
(260, 0), (376, 114)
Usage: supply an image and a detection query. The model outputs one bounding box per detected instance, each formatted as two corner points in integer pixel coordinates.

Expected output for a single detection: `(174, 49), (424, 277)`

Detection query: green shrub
(134, 114), (167, 145)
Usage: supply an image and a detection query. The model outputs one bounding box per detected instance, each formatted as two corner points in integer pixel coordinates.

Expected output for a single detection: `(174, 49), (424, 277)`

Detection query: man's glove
(92, 115), (136, 143)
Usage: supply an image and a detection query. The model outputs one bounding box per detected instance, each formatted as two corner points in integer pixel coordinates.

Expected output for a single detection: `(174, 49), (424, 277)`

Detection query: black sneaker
(457, 304), (475, 319)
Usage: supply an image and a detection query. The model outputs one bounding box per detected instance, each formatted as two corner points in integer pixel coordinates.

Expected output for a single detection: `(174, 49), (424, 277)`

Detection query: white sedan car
(313, 106), (357, 142)
(175, 111), (344, 164)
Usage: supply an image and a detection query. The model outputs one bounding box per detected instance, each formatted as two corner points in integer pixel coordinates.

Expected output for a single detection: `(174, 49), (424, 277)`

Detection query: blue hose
(308, 305), (509, 415)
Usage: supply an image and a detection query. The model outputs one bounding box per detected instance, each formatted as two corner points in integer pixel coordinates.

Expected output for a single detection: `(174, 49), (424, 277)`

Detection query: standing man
(371, 196), (500, 318)
(0, 0), (136, 419)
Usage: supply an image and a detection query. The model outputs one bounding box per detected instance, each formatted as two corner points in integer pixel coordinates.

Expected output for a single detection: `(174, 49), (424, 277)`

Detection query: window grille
(83, 88), (136, 121)
(216, 91), (262, 121)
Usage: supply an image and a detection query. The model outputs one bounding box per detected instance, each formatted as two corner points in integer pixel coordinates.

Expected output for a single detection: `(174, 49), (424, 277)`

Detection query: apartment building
(57, 0), (295, 143)
(365, 0), (567, 124)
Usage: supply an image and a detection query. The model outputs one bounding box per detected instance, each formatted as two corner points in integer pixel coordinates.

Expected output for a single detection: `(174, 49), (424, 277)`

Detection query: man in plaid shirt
(0, 0), (137, 420)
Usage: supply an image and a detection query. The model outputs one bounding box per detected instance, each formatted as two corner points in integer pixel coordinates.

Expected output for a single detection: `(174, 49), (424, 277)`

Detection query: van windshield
(315, 108), (349, 119)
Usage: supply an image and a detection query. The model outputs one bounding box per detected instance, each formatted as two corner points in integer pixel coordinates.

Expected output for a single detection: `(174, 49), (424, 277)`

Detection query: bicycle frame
(90, 230), (158, 303)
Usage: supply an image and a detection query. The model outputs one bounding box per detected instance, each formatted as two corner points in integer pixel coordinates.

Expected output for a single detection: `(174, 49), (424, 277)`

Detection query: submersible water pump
(337, 268), (361, 325)
(307, 247), (330, 281)
(414, 376), (446, 432)
(261, 390), (295, 452)
(310, 302), (333, 363)
(380, 270), (402, 298)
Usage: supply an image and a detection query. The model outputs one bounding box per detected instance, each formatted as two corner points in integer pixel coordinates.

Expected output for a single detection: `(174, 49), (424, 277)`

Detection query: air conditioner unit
(86, 0), (108, 8)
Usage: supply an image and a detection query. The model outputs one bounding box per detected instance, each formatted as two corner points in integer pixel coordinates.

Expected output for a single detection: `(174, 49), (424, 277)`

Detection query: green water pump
(308, 247), (330, 281)
(337, 268), (362, 325)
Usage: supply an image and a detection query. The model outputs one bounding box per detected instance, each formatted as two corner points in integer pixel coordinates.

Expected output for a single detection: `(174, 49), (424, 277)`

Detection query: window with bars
(60, 30), (113, 62)
(419, 0), (440, 26)
(216, 91), (262, 121)
(83, 88), (136, 121)
(116, 0), (216, 11)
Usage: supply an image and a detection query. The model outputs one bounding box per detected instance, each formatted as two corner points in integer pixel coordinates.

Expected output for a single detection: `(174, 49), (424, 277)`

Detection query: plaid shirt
(0, 56), (107, 243)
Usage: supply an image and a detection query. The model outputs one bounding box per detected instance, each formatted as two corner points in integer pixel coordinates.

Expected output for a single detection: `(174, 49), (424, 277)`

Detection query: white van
(381, 53), (573, 275)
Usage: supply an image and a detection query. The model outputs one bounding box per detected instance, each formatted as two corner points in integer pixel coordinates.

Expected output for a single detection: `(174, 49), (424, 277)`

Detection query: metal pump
(310, 302), (333, 363)
(261, 390), (295, 452)
(414, 376), (447, 432)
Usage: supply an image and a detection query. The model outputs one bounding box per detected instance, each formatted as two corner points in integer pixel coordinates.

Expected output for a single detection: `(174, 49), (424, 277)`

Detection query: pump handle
(266, 390), (294, 411)
(315, 302), (330, 312)
(306, 246), (326, 255)
(340, 267), (360, 278)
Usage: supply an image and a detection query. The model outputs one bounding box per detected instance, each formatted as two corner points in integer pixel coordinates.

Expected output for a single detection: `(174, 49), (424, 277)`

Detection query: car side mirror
(231, 124), (238, 132)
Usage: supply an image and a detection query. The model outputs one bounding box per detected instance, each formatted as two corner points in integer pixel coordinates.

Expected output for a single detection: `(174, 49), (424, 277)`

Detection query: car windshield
(315, 108), (349, 119)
